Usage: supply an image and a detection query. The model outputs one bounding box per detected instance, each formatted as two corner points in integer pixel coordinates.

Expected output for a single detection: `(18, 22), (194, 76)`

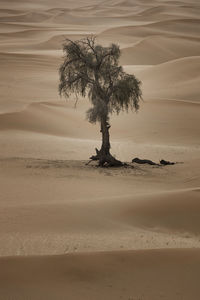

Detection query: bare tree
(59, 36), (142, 167)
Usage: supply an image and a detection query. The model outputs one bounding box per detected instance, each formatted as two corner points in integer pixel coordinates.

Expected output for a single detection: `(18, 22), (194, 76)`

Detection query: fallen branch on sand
(160, 159), (175, 165)
(132, 157), (176, 166)
(132, 157), (159, 166)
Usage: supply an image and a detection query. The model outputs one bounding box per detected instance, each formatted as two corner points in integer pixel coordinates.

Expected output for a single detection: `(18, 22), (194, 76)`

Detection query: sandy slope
(0, 249), (200, 300)
(128, 56), (200, 100)
(0, 0), (200, 299)
(120, 36), (200, 64)
(0, 157), (200, 257)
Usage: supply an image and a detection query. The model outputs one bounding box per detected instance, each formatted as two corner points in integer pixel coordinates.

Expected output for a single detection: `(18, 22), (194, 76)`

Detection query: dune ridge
(127, 56), (200, 101)
(120, 36), (200, 64)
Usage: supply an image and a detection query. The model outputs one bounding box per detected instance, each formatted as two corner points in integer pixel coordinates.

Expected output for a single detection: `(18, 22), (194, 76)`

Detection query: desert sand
(0, 0), (200, 299)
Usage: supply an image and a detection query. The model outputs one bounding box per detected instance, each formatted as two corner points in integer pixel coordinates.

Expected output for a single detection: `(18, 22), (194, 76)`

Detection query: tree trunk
(89, 117), (123, 167)
(99, 117), (110, 165)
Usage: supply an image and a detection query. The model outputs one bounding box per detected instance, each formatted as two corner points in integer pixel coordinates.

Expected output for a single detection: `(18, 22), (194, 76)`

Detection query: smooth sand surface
(0, 0), (200, 299)
(0, 249), (200, 300)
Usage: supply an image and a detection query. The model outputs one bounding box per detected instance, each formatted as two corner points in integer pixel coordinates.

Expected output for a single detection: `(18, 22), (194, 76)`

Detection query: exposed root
(89, 148), (124, 167)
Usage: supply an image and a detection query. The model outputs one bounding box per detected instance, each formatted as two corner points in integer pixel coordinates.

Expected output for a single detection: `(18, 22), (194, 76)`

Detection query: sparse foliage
(59, 36), (142, 166)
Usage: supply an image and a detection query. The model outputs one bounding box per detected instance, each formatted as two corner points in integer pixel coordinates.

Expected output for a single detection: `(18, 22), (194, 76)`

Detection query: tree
(59, 36), (142, 167)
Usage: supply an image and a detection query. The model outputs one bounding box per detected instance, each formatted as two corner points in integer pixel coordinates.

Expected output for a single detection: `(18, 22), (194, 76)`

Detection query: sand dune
(0, 102), (95, 138)
(0, 9), (24, 16)
(121, 36), (200, 64)
(0, 11), (54, 23)
(0, 102), (72, 136)
(126, 56), (200, 101)
(0, 0), (101, 10)
(0, 29), (60, 39)
(0, 52), (60, 68)
(0, 249), (200, 300)
(0, 22), (53, 33)
(0, 29), (87, 51)
(120, 188), (200, 235)
(139, 4), (200, 19)
(0, 7), (137, 26)
(0, 157), (199, 257)
(1, 178), (200, 253)
(0, 52), (60, 112)
(1, 159), (199, 237)
(34, 33), (87, 50)
(141, 56), (200, 86)
(100, 18), (200, 45)
(149, 18), (200, 38)
(1, 96), (200, 148)
(0, 29), (90, 52)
